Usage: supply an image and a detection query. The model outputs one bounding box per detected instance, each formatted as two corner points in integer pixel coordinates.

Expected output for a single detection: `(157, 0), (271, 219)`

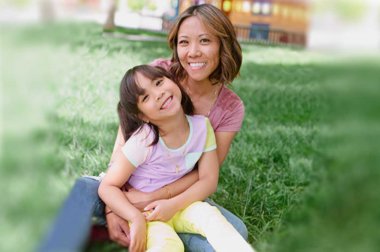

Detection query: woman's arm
(215, 131), (237, 165)
(145, 149), (219, 221)
(124, 131), (238, 206)
(123, 169), (199, 210)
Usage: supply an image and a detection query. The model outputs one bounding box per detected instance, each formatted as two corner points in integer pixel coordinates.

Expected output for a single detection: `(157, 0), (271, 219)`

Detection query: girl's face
(135, 72), (182, 123)
(177, 16), (220, 83)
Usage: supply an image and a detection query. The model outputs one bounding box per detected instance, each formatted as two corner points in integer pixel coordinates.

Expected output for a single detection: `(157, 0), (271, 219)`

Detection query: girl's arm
(98, 150), (146, 252)
(99, 150), (140, 221)
(124, 131), (237, 206)
(170, 148), (219, 207)
(145, 149), (219, 221)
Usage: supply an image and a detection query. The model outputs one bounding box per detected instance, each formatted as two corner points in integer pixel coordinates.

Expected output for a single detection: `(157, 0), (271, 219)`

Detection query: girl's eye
(142, 95), (149, 102)
(155, 79), (163, 86)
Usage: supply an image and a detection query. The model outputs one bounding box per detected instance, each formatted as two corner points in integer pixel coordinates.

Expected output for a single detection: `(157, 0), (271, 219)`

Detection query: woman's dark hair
(118, 65), (194, 145)
(168, 4), (242, 85)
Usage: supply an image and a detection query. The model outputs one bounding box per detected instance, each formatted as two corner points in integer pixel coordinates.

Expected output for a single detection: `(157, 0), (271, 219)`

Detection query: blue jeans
(38, 177), (248, 252)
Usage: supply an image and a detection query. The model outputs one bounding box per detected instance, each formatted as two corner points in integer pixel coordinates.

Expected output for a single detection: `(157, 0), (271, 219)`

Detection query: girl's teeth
(162, 97), (172, 109)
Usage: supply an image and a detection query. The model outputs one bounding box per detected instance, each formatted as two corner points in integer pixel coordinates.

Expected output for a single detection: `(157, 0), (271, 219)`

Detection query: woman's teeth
(189, 62), (206, 68)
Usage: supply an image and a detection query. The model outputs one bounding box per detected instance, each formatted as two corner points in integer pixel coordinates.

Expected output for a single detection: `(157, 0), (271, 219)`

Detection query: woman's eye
(178, 40), (188, 45)
(200, 38), (210, 44)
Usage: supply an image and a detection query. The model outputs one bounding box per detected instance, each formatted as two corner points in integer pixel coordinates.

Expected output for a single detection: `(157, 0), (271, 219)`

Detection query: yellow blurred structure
(175, 0), (310, 46)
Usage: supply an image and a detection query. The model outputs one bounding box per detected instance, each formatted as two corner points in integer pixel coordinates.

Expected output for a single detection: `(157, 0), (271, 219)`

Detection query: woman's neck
(158, 113), (190, 149)
(183, 77), (222, 116)
(185, 77), (215, 97)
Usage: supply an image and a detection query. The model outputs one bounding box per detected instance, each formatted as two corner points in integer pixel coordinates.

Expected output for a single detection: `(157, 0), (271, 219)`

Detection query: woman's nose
(188, 43), (201, 57)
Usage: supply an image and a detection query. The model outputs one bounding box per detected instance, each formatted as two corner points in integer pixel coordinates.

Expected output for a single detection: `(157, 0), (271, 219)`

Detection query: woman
(38, 4), (247, 252)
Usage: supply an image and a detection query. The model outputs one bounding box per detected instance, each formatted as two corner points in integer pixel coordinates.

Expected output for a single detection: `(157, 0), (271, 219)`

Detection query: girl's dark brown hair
(168, 4), (242, 85)
(118, 65), (194, 145)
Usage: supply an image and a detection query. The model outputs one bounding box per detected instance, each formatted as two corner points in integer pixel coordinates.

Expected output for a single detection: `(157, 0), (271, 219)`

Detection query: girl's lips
(160, 96), (173, 110)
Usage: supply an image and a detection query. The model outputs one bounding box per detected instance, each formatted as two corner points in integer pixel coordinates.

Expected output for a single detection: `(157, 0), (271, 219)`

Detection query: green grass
(1, 22), (379, 252)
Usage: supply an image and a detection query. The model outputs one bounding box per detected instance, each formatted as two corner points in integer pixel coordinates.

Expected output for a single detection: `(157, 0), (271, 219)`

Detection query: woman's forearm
(141, 132), (237, 202)
(169, 150), (219, 212)
(150, 169), (199, 201)
(170, 175), (218, 212)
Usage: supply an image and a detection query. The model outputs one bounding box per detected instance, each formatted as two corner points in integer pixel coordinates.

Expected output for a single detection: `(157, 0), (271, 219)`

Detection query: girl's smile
(135, 72), (182, 123)
(160, 96), (173, 110)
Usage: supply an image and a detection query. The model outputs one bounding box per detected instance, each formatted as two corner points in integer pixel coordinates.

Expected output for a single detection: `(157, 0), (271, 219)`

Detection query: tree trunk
(40, 0), (55, 23)
(103, 0), (116, 31)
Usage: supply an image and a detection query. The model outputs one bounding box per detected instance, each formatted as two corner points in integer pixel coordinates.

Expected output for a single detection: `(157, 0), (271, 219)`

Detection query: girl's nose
(156, 91), (164, 101)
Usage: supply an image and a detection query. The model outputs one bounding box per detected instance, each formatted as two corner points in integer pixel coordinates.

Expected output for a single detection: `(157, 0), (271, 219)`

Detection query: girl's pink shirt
(151, 58), (245, 132)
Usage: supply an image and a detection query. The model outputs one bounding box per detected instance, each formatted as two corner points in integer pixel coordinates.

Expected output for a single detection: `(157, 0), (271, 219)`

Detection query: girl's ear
(138, 113), (149, 124)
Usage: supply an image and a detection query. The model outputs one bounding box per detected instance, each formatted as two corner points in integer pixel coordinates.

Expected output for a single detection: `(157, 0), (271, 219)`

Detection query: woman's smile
(189, 62), (207, 70)
(177, 16), (220, 83)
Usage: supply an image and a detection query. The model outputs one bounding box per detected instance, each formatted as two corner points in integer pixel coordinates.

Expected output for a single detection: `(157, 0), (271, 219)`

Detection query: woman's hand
(144, 199), (178, 222)
(129, 214), (147, 252)
(123, 188), (153, 211)
(106, 211), (131, 247)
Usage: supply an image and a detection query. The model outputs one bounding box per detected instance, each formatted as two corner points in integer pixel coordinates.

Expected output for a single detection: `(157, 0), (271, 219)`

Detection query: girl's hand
(123, 188), (153, 211)
(129, 214), (147, 252)
(144, 199), (178, 222)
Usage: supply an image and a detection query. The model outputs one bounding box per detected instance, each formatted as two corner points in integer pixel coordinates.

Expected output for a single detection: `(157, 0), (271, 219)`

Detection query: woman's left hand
(143, 200), (178, 222)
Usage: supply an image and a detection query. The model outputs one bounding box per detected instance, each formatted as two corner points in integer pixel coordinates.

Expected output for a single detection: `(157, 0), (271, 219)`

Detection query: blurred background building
(166, 0), (309, 46)
(0, 0), (379, 51)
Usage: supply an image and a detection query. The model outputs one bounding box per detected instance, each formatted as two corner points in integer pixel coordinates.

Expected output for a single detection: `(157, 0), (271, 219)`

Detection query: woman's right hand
(106, 211), (131, 247)
(129, 214), (147, 252)
(123, 187), (153, 211)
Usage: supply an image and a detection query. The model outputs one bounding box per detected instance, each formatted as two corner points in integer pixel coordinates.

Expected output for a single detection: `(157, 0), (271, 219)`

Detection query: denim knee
(74, 177), (105, 218)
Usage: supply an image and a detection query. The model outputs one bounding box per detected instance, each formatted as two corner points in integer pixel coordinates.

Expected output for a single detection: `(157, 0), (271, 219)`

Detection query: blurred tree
(103, 0), (157, 31)
(40, 0), (55, 22)
(315, 0), (366, 21)
(4, 0), (30, 7)
(128, 0), (157, 12)
(103, 0), (116, 31)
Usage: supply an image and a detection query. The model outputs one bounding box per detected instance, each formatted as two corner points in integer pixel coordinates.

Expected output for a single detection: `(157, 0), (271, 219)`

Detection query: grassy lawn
(1, 22), (379, 251)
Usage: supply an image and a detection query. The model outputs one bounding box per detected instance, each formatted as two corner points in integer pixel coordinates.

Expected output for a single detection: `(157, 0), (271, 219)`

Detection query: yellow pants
(145, 201), (254, 252)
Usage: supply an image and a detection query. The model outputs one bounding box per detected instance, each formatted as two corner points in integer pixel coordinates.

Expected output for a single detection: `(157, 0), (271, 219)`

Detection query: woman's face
(177, 16), (220, 83)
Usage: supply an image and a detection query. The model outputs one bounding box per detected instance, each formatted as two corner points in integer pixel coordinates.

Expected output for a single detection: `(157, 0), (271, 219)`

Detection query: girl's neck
(158, 113), (190, 149)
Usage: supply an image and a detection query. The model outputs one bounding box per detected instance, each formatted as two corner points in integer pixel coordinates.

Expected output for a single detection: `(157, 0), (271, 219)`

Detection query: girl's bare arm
(122, 131), (238, 205)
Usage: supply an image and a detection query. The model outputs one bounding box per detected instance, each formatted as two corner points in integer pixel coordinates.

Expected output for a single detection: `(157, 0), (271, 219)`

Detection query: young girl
(98, 65), (254, 252)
